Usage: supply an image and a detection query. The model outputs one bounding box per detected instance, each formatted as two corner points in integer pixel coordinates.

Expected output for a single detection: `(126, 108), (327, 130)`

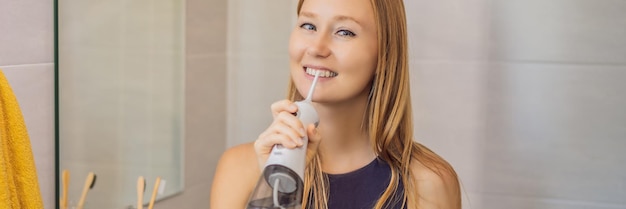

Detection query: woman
(211, 0), (461, 208)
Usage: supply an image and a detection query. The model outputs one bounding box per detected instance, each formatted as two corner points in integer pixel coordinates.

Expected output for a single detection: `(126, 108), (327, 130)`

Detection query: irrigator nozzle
(305, 71), (320, 102)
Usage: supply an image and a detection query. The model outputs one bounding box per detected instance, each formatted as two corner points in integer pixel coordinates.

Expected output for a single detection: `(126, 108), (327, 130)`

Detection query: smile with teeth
(305, 67), (338, 78)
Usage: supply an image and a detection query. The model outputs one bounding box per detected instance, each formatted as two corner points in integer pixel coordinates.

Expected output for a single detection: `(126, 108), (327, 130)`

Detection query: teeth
(305, 68), (338, 77)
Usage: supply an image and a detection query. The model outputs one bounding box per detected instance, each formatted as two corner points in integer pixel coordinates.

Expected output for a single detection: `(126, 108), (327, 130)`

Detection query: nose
(306, 33), (331, 58)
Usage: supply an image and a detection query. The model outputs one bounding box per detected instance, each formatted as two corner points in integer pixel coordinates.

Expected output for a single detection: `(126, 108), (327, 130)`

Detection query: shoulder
(409, 156), (461, 209)
(210, 142), (260, 209)
(216, 142), (258, 171)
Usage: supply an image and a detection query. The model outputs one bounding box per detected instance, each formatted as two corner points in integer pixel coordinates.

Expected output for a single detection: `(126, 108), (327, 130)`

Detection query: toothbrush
(147, 177), (161, 209)
(61, 170), (69, 209)
(137, 176), (146, 209)
(76, 172), (96, 209)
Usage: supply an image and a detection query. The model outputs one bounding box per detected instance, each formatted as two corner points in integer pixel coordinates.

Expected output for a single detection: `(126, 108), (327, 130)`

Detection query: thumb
(305, 124), (321, 166)
(306, 124), (321, 146)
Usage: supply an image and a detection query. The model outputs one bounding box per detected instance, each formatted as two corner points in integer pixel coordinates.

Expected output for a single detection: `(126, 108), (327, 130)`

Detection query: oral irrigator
(246, 72), (321, 209)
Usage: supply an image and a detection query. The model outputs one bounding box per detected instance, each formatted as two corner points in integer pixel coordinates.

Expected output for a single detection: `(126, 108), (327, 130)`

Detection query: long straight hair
(288, 0), (460, 208)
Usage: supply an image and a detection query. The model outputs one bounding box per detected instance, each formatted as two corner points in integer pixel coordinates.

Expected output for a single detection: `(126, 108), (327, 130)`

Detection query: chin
(296, 89), (308, 100)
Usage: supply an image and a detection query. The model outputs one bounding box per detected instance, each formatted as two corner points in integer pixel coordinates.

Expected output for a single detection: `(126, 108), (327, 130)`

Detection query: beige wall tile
(227, 54), (291, 147)
(405, 0), (490, 61)
(187, 0), (227, 55)
(184, 54), (226, 188)
(491, 0), (626, 64)
(485, 63), (626, 205)
(0, 1), (53, 65)
(481, 193), (625, 209)
(155, 182), (212, 209)
(409, 60), (488, 200)
(155, 53), (226, 208)
(155, 1), (228, 207)
(227, 0), (294, 56)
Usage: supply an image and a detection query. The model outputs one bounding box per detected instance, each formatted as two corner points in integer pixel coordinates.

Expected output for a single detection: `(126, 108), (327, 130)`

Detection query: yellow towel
(0, 69), (44, 209)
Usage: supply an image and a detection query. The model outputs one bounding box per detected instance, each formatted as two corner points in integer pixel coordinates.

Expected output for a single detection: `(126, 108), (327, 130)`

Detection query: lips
(304, 66), (338, 78)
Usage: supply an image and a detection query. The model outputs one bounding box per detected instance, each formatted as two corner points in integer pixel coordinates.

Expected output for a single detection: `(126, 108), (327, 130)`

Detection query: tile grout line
(0, 62), (55, 68)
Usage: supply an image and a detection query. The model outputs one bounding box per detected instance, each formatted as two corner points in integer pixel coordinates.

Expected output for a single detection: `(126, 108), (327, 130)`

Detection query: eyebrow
(299, 11), (362, 26)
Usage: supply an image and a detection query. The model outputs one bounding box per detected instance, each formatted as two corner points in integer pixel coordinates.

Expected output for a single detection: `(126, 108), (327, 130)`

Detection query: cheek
(341, 43), (377, 91)
(365, 40), (379, 73)
(289, 38), (306, 81)
(288, 34), (307, 96)
(342, 44), (378, 77)
(361, 44), (378, 80)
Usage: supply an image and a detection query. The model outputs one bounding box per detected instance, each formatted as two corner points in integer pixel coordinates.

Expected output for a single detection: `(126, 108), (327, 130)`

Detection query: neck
(313, 92), (376, 174)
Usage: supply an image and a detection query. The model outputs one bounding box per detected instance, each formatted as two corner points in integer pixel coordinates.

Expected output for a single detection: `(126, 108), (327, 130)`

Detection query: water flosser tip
(305, 71), (321, 102)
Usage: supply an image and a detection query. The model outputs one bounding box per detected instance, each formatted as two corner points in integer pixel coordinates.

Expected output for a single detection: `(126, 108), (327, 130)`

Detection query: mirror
(57, 1), (185, 208)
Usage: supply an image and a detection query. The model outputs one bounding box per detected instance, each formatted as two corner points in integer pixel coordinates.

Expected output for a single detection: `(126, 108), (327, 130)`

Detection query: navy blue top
(325, 158), (405, 209)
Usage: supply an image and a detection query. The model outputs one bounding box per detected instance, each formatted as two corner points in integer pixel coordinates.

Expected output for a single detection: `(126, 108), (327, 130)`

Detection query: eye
(300, 23), (316, 31)
(336, 29), (356, 37)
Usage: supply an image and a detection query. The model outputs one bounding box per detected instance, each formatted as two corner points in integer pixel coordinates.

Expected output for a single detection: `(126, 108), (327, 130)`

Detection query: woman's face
(289, 0), (378, 104)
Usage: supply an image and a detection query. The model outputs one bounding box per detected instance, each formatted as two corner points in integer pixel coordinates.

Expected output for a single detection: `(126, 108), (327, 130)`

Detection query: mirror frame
(54, 0), (60, 208)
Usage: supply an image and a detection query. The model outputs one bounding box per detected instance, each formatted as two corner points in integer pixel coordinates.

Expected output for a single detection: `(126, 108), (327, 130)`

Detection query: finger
(304, 124), (321, 166)
(257, 128), (273, 140)
(275, 111), (306, 136)
(272, 121), (304, 146)
(306, 124), (321, 146)
(255, 133), (299, 151)
(260, 116), (296, 137)
(270, 100), (298, 118)
(254, 133), (298, 169)
(270, 133), (299, 149)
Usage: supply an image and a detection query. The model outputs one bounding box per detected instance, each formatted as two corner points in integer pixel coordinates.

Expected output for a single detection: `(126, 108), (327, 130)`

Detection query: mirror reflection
(58, 1), (184, 208)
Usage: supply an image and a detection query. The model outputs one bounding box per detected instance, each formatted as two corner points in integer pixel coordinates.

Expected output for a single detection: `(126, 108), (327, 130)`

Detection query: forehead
(299, 0), (376, 26)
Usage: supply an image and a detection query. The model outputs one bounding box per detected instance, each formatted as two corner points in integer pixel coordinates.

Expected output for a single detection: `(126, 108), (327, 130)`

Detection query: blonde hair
(289, 0), (460, 208)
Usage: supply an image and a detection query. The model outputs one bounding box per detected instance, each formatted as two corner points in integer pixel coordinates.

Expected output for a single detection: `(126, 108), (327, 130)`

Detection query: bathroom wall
(481, 0), (626, 208)
(0, 1), (56, 209)
(2, 0), (226, 208)
(154, 0), (227, 207)
(402, 0), (490, 208)
(407, 0), (626, 208)
(226, 0), (626, 209)
(226, 0), (296, 148)
(2, 0), (624, 208)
